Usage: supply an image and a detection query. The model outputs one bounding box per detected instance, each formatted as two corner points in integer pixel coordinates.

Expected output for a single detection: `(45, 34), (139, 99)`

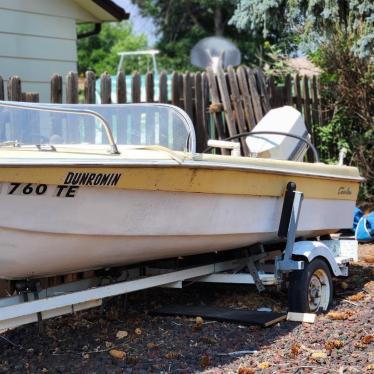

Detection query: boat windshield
(0, 102), (196, 153)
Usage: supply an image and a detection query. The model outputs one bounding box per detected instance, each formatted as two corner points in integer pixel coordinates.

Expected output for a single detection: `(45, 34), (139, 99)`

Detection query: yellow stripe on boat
(0, 165), (359, 200)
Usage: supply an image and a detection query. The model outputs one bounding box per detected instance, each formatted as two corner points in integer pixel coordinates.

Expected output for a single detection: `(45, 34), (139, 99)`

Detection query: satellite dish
(191, 36), (241, 72)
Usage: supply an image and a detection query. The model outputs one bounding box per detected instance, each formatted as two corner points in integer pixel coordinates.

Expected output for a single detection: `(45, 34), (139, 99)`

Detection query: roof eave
(91, 0), (129, 21)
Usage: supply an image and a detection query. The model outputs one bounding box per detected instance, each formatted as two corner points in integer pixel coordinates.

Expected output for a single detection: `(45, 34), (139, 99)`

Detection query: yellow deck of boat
(0, 146), (361, 201)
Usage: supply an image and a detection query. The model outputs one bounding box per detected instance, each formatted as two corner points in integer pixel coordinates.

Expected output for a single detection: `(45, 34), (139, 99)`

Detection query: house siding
(0, 0), (102, 101)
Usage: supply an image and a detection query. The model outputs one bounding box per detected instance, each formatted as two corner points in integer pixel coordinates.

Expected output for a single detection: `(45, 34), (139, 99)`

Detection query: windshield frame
(0, 101), (196, 154)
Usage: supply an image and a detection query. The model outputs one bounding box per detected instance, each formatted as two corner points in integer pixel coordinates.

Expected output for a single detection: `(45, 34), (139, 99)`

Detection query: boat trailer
(0, 183), (357, 330)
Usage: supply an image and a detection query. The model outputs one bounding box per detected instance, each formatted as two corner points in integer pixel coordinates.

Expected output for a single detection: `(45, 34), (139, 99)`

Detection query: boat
(0, 101), (361, 280)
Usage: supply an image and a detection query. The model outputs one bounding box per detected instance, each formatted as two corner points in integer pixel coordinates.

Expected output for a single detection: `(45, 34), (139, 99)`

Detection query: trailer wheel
(288, 258), (333, 313)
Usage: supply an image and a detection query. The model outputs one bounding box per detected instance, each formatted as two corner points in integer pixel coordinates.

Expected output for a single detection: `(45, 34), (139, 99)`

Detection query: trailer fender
(292, 241), (343, 277)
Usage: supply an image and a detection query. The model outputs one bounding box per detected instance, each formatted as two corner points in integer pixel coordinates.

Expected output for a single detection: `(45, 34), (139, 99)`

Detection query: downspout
(77, 23), (102, 39)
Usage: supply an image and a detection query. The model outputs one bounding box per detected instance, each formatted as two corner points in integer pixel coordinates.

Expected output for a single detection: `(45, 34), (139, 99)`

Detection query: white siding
(0, 0), (98, 22)
(0, 34), (77, 62)
(0, 9), (76, 39)
(0, 58), (77, 82)
(0, 0), (102, 101)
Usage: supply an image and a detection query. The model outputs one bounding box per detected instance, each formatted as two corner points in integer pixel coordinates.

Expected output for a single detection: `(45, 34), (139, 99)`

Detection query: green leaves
(77, 22), (148, 75)
(230, 0), (374, 63)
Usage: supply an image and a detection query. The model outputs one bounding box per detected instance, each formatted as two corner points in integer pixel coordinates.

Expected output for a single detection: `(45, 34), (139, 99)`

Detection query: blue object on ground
(354, 208), (374, 242)
(353, 207), (363, 230)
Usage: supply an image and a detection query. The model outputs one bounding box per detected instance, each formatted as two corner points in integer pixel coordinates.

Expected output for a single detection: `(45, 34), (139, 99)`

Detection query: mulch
(0, 245), (373, 374)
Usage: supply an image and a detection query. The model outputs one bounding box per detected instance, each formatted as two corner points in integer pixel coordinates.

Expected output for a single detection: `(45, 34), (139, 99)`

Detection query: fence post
(201, 72), (210, 141)
(236, 66), (256, 130)
(311, 75), (319, 126)
(100, 72), (111, 104)
(255, 69), (271, 113)
(159, 71), (168, 103)
(246, 68), (263, 122)
(267, 75), (277, 108)
(131, 71), (141, 103)
(84, 71), (96, 143)
(51, 74), (63, 103)
(183, 72), (193, 119)
(0, 76), (4, 100)
(194, 72), (209, 153)
(317, 77), (324, 125)
(227, 66), (249, 155)
(216, 66), (238, 140)
(284, 74), (292, 106)
(294, 74), (302, 112)
(0, 76), (4, 140)
(66, 72), (78, 104)
(302, 76), (312, 130)
(116, 70), (126, 104)
(66, 72), (79, 148)
(206, 67), (227, 149)
(7, 76), (22, 140)
(23, 92), (39, 102)
(145, 71), (154, 103)
(116, 70), (127, 144)
(171, 72), (179, 107)
(145, 71), (154, 144)
(50, 74), (63, 142)
(7, 76), (22, 101)
(131, 72), (141, 143)
(302, 75), (314, 162)
(84, 71), (96, 104)
(158, 71), (169, 147)
(178, 74), (184, 109)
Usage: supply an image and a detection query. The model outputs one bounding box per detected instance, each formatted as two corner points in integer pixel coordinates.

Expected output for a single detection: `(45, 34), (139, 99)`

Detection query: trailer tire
(288, 258), (333, 313)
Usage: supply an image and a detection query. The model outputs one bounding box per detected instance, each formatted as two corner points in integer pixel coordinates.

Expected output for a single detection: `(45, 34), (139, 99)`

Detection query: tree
(132, 0), (265, 71)
(230, 0), (374, 62)
(230, 0), (374, 200)
(77, 22), (148, 75)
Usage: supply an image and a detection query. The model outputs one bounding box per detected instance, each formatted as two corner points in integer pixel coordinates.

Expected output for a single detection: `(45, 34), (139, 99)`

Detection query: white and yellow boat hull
(0, 149), (361, 279)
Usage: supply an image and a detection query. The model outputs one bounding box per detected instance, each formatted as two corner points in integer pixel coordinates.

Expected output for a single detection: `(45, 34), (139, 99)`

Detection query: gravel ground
(0, 245), (373, 374)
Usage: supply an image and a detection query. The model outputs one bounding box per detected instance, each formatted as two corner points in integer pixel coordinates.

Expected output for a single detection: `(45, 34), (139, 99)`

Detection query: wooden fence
(0, 68), (326, 154)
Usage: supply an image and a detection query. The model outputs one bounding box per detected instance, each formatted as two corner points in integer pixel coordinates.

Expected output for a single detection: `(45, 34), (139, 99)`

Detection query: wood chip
(310, 351), (327, 360)
(194, 316), (204, 330)
(360, 335), (374, 345)
(115, 330), (128, 339)
(290, 343), (302, 357)
(109, 349), (126, 360)
(195, 316), (204, 326)
(327, 310), (355, 320)
(200, 354), (210, 368)
(347, 292), (366, 301)
(165, 351), (181, 359)
(146, 342), (159, 349)
(238, 368), (255, 374)
(258, 361), (270, 369)
(325, 339), (344, 350)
